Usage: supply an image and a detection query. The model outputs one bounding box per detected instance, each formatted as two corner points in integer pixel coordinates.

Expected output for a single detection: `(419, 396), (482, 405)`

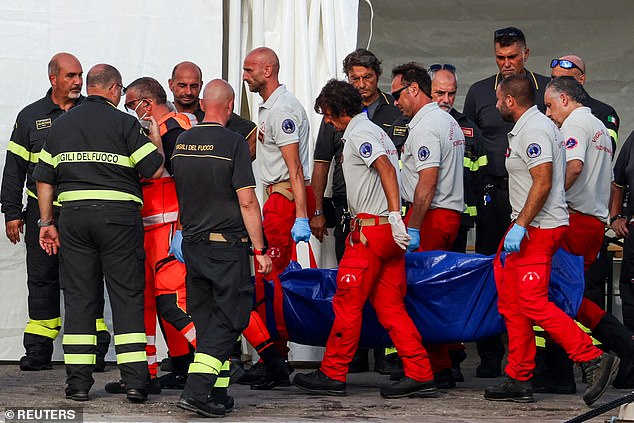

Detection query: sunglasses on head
(428, 63), (456, 73)
(391, 84), (411, 101)
(550, 59), (584, 74)
(494, 27), (523, 39)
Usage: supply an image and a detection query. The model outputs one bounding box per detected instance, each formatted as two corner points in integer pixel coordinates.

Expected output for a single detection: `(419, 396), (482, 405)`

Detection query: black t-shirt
(613, 130), (634, 203)
(313, 90), (403, 198)
(227, 112), (257, 140)
(161, 117), (189, 175)
(585, 95), (620, 150)
(33, 95), (163, 205)
(172, 122), (256, 238)
(1, 89), (83, 220)
(463, 70), (550, 178)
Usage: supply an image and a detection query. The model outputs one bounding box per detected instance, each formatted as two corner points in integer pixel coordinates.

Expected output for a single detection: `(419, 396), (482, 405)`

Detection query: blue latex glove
(503, 223), (527, 252)
(169, 230), (185, 263)
(406, 227), (420, 252)
(291, 217), (311, 243)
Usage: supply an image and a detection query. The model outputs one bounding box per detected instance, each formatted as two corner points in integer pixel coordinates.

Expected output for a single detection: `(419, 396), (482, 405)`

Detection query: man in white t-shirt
(294, 79), (436, 399)
(484, 74), (618, 406)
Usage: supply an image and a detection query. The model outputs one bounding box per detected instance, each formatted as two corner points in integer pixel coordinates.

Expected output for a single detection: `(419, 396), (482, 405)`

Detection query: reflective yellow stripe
(214, 376), (229, 388)
(7, 141), (31, 162)
(533, 325), (546, 348)
(25, 322), (59, 339)
(464, 155), (488, 172)
(96, 318), (108, 332)
(114, 332), (146, 345)
(63, 334), (97, 345)
(576, 321), (601, 346)
(385, 347), (397, 355)
(130, 143), (157, 165)
(33, 317), (61, 329)
(608, 129), (618, 144)
(65, 353), (96, 365)
(52, 151), (134, 168)
(26, 188), (61, 207)
(117, 351), (147, 364)
(38, 148), (54, 165)
(188, 353), (222, 375)
(57, 190), (143, 205)
(465, 205), (477, 217)
(189, 362), (217, 374)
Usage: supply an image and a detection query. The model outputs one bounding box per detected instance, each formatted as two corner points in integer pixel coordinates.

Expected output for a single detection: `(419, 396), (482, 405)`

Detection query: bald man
(1, 52), (109, 373)
(172, 79), (271, 418)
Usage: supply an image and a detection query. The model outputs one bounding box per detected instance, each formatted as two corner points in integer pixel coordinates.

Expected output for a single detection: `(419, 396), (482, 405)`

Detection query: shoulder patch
(359, 142), (373, 158)
(526, 143), (542, 158)
(281, 118), (296, 134)
(608, 115), (618, 126)
(418, 146), (430, 161)
(565, 137), (578, 150)
(461, 127), (474, 138)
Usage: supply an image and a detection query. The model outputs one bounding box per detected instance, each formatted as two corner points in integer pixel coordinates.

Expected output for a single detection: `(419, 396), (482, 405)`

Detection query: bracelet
(314, 209), (323, 216)
(610, 215), (627, 225)
(251, 246), (268, 256)
(37, 218), (55, 227)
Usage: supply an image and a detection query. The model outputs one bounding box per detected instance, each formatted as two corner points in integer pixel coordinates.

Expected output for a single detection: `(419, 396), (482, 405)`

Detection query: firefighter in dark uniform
(0, 52), (110, 372)
(310, 49), (403, 375)
(463, 27), (550, 378)
(34, 64), (165, 402)
(172, 79), (272, 418)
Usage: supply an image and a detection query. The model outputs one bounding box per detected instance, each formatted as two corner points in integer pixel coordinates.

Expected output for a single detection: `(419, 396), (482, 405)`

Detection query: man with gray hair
(34, 64), (165, 402)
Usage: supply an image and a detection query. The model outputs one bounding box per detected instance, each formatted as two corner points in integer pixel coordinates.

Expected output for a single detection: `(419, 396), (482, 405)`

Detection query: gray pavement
(0, 344), (630, 422)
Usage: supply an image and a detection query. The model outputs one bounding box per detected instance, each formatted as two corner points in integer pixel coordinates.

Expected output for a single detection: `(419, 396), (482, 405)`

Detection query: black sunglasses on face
(550, 59), (585, 74)
(428, 63), (456, 73)
(391, 84), (411, 101)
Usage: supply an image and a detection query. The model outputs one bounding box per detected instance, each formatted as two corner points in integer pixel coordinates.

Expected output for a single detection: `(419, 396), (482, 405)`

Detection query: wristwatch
(37, 218), (54, 227)
(610, 215), (627, 225)
(314, 209), (323, 217)
(251, 246), (268, 256)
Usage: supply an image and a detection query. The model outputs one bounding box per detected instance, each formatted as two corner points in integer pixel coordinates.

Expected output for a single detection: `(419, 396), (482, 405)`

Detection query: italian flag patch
(608, 115), (618, 125)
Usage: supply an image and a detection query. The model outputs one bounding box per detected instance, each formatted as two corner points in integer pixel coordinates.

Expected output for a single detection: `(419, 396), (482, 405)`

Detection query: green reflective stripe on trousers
(96, 318), (108, 332)
(214, 376), (230, 388)
(52, 151), (134, 168)
(189, 362), (220, 375)
(533, 325), (546, 348)
(576, 321), (601, 346)
(221, 361), (230, 371)
(114, 332), (146, 345)
(194, 353), (223, 371)
(63, 334), (97, 345)
(7, 141), (32, 162)
(57, 190), (143, 205)
(38, 148), (54, 165)
(26, 188), (61, 207)
(385, 347), (397, 355)
(130, 142), (157, 165)
(65, 353), (96, 365)
(465, 205), (477, 217)
(117, 351), (147, 364)
(25, 322), (60, 339)
(608, 129), (618, 144)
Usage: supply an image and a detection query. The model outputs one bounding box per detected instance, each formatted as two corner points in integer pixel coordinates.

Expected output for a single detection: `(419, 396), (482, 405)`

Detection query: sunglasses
(494, 27), (523, 39)
(550, 59), (584, 74)
(124, 98), (148, 112)
(391, 84), (411, 101)
(429, 63), (456, 73)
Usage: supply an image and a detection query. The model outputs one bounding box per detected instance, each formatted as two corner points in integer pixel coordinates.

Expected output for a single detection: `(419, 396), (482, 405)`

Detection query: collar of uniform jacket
(407, 101), (441, 130)
(43, 88), (84, 114)
(259, 84), (287, 109)
(509, 105), (540, 137)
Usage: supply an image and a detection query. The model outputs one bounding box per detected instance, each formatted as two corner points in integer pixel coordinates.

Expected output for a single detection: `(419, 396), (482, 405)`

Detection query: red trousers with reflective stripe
(495, 225), (601, 381)
(262, 186), (316, 274)
(320, 215), (433, 382)
(405, 208), (461, 252)
(404, 207), (461, 372)
(559, 212), (608, 329)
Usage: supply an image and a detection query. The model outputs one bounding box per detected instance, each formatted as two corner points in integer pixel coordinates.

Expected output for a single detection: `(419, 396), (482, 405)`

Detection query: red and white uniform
(319, 113), (433, 383)
(401, 102), (464, 251)
(141, 112), (192, 377)
(498, 106), (601, 381)
(558, 106), (613, 329)
(257, 85), (315, 273)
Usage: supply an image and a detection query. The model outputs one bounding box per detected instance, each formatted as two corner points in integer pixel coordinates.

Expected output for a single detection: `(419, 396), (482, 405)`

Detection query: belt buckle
(350, 218), (360, 232)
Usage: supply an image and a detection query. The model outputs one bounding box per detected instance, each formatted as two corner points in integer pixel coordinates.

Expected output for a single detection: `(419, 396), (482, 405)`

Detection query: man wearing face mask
(33, 64), (165, 402)
(103, 77), (192, 395)
(0, 52), (111, 373)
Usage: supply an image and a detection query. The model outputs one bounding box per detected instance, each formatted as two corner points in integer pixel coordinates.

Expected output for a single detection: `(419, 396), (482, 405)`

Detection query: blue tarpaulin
(258, 248), (584, 347)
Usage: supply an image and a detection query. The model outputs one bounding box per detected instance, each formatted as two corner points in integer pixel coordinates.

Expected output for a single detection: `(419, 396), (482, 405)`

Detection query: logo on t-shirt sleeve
(526, 143), (542, 158)
(359, 142), (373, 158)
(565, 137), (578, 150)
(281, 118), (296, 134)
(418, 146), (430, 161)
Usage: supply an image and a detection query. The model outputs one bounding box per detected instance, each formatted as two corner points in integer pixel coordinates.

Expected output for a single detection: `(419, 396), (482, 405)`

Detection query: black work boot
(105, 376), (162, 395)
(293, 369), (347, 396)
(449, 347), (467, 382)
(580, 353), (620, 406)
(176, 395), (225, 418)
(237, 361), (266, 385)
(211, 387), (234, 413)
(19, 354), (52, 371)
(373, 349), (387, 374)
(159, 353), (192, 389)
(591, 313), (634, 388)
(177, 374), (225, 418)
(380, 377), (437, 398)
(484, 376), (534, 403)
(381, 352), (401, 376)
(348, 348), (370, 373)
(433, 368), (456, 389)
(250, 346), (292, 390)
